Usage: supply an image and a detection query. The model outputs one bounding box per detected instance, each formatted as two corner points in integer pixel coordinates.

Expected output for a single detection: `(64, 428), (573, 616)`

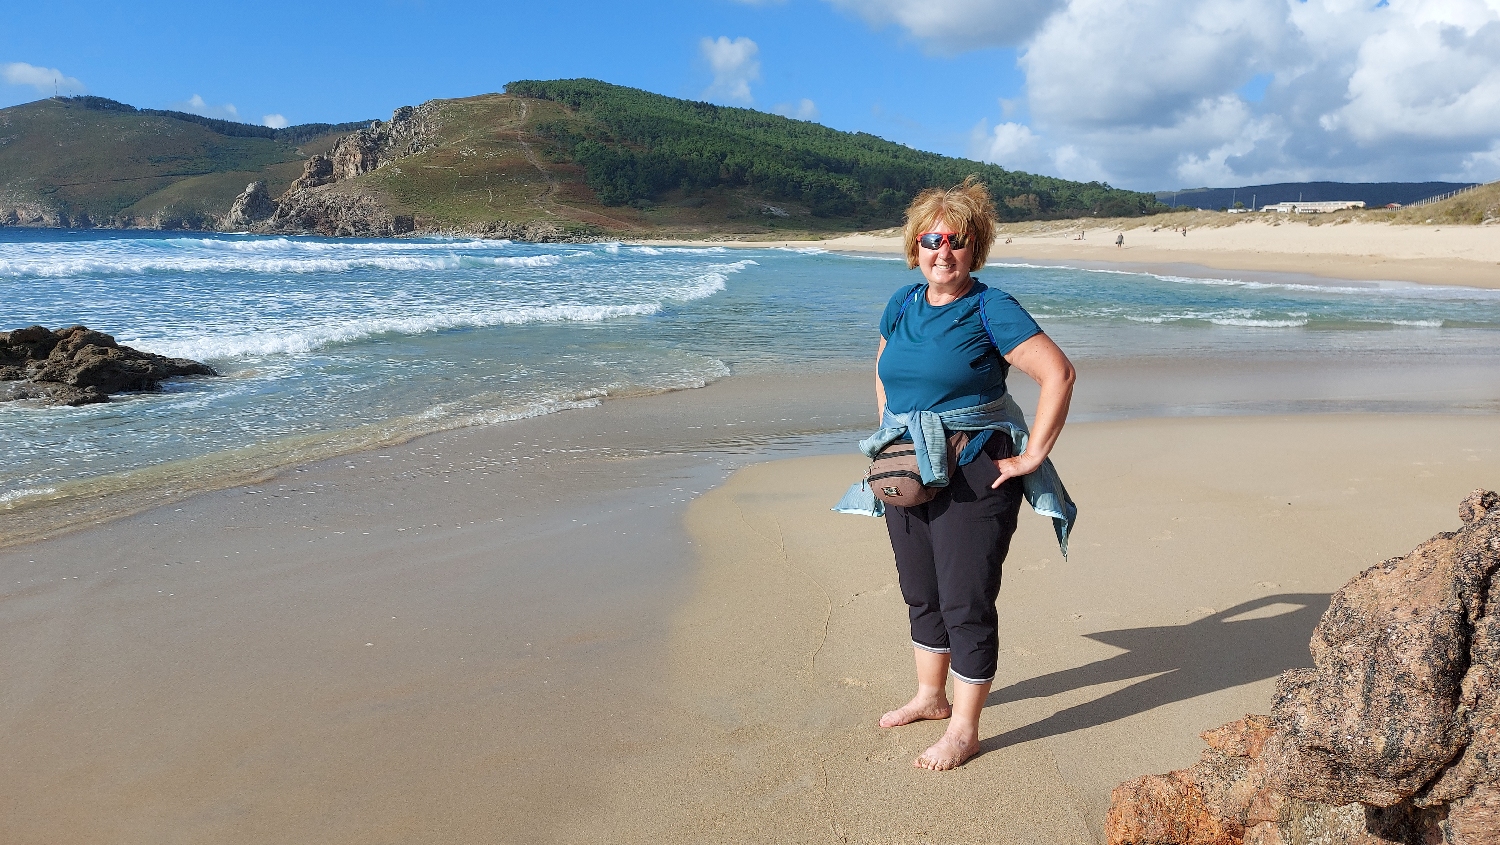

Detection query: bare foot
(914, 731), (981, 771)
(878, 692), (952, 728)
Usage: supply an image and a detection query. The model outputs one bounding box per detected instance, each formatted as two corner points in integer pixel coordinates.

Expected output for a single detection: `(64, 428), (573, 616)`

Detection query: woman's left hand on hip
(992, 452), (1044, 488)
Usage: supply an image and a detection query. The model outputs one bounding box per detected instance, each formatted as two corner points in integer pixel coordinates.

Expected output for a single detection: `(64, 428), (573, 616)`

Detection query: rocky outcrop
(238, 103), (441, 237)
(0, 200), (68, 227)
(474, 219), (605, 243)
(1107, 490), (1500, 845)
(1, 325), (217, 406)
(261, 188), (414, 238)
(329, 104), (441, 181)
(223, 181), (276, 228)
(288, 154), (336, 190)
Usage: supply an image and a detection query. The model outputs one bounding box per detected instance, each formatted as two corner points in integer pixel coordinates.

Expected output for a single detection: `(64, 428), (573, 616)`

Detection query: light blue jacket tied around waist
(832, 393), (1078, 558)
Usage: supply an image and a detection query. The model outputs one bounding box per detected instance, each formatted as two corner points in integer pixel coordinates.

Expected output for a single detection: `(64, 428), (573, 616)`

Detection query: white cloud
(700, 36), (761, 105)
(972, 120), (1043, 167)
(828, 0), (1064, 51)
(262, 113), (290, 129)
(774, 98), (820, 120)
(1050, 144), (1109, 183)
(173, 94), (241, 121)
(2, 62), (86, 96)
(1459, 142), (1500, 182)
(1323, 5), (1500, 144)
(857, 0), (1500, 188)
(1021, 0), (1289, 131)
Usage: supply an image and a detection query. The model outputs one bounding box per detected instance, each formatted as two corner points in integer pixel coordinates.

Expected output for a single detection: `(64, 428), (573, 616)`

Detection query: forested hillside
(506, 79), (1162, 223)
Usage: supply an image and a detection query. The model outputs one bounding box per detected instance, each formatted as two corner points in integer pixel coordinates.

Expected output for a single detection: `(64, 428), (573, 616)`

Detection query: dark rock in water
(223, 181), (277, 228)
(1106, 490), (1500, 845)
(0, 325), (217, 406)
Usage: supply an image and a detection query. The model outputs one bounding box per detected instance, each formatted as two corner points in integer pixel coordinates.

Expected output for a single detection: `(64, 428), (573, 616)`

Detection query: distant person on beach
(847, 177), (1077, 770)
(1116, 233), (1124, 248)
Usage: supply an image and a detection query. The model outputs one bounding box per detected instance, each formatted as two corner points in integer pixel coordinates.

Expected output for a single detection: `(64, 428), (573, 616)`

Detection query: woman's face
(916, 215), (973, 289)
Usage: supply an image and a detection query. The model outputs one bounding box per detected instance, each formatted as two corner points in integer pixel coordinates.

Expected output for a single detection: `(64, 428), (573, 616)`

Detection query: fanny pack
(865, 431), (970, 508)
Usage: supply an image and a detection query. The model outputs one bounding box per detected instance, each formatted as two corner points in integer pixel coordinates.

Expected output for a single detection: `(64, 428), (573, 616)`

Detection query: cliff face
(223, 181), (276, 229)
(226, 104), (441, 238)
(330, 104), (442, 181)
(1106, 490), (1500, 845)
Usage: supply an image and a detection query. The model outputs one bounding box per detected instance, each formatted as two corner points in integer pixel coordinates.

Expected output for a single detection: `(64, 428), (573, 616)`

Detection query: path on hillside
(512, 100), (633, 230)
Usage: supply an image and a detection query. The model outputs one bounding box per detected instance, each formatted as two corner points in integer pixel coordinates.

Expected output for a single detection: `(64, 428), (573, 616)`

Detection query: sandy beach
(581, 414), (1499, 843)
(3, 354), (1499, 842)
(649, 217), (1500, 290)
(5, 221), (1500, 843)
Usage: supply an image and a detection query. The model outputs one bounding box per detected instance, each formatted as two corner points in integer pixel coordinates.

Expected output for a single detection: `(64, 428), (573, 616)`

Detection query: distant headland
(2, 80), (1494, 241)
(0, 80), (1164, 240)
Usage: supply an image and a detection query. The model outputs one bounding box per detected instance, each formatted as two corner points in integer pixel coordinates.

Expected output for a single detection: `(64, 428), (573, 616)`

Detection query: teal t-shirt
(878, 280), (1042, 414)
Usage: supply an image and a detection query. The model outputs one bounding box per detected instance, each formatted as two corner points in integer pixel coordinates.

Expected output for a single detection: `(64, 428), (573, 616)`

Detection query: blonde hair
(901, 176), (997, 271)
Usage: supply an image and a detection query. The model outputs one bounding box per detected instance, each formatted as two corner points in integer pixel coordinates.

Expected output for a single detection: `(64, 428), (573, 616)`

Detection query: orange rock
(1106, 492), (1500, 845)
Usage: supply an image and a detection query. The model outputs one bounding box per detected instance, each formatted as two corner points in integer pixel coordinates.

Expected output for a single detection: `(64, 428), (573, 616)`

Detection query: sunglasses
(918, 231), (971, 250)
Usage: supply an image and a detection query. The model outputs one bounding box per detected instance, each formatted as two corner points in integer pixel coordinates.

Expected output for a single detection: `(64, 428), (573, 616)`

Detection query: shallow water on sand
(4, 229), (1500, 516)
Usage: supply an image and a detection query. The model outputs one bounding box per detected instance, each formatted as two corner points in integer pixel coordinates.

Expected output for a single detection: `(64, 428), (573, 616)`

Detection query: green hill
(0, 84), (1165, 236)
(0, 97), (366, 228)
(506, 79), (1160, 223)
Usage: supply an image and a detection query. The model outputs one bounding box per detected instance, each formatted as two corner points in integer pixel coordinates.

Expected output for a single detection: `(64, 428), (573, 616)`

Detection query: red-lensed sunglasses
(918, 231), (971, 250)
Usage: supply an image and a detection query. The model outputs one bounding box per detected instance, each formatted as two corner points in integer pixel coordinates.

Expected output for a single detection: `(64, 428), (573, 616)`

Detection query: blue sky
(4, 0), (1499, 191)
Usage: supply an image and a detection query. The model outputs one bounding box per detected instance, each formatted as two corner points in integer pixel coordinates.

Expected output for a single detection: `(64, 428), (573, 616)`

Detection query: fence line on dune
(1407, 180), (1495, 208)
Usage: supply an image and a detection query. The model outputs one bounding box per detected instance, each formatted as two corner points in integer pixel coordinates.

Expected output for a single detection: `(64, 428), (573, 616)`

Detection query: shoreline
(0, 370), (874, 551)
(10, 347), (1500, 551)
(10, 331), (1500, 550)
(641, 218), (1500, 291)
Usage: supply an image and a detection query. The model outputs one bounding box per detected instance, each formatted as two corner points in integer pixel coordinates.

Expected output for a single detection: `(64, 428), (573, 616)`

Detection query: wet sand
(3, 366), (1499, 842)
(0, 372), (872, 845)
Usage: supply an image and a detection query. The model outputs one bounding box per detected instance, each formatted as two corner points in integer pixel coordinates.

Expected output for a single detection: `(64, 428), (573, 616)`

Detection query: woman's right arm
(875, 336), (887, 424)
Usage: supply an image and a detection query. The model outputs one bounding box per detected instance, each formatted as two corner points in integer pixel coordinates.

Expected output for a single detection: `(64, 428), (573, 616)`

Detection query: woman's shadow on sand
(981, 593), (1329, 751)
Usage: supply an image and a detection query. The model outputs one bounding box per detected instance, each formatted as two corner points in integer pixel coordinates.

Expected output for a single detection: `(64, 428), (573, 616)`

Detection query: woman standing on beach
(857, 177), (1077, 770)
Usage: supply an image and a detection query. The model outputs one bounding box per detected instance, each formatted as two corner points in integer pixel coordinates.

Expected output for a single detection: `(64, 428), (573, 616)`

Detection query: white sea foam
(160, 236), (511, 253)
(0, 486), (57, 506)
(0, 251), (562, 277)
(483, 255), (563, 268)
(1209, 317), (1310, 328)
(152, 302), (668, 360)
(991, 259), (1500, 301)
(1123, 309), (1308, 327)
(662, 259), (754, 301)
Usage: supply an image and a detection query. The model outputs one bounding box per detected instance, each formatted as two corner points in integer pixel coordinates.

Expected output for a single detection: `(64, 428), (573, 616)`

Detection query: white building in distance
(1261, 201), (1366, 214)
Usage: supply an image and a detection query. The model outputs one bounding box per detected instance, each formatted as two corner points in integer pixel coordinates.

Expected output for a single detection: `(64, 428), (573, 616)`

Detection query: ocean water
(4, 229), (1500, 515)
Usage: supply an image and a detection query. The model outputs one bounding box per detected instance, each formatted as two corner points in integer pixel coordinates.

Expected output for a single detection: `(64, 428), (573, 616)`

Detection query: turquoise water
(4, 229), (1500, 509)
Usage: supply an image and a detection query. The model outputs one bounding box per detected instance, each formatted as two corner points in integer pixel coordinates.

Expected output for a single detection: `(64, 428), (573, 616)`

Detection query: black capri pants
(883, 433), (1024, 685)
